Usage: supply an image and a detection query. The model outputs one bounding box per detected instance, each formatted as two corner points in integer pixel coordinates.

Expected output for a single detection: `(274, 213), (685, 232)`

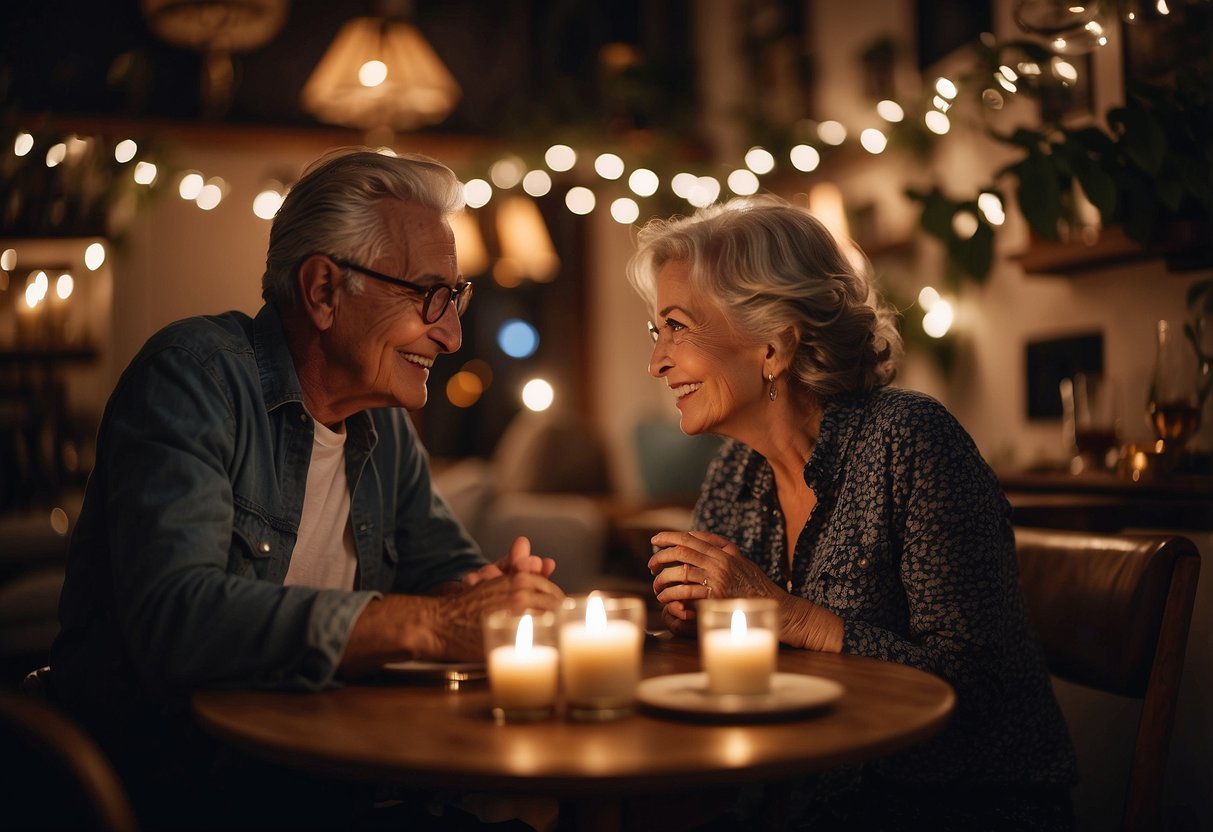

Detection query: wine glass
(1061, 373), (1121, 474)
(1147, 319), (1202, 452)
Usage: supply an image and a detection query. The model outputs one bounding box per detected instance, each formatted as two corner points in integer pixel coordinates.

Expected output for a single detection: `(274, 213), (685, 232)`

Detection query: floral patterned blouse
(693, 386), (1076, 787)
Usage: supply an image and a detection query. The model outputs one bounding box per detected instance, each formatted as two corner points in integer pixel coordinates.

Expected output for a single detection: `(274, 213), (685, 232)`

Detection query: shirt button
(259, 541), (271, 553)
(359, 523), (367, 532)
(858, 557), (870, 569)
(299, 413), (307, 423)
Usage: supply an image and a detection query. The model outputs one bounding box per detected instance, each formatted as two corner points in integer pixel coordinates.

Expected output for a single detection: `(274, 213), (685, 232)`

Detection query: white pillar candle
(488, 614), (559, 711)
(560, 594), (642, 705)
(702, 609), (777, 695)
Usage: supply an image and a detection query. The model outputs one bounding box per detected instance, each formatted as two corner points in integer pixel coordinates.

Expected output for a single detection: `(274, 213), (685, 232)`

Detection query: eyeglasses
(331, 257), (473, 324)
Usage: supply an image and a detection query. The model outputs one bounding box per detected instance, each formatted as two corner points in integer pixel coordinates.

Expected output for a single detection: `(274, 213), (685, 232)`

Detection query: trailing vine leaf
(1059, 128), (1117, 220)
(1013, 150), (1063, 240)
(948, 221), (995, 284)
(907, 186), (955, 240)
(1108, 104), (1167, 175)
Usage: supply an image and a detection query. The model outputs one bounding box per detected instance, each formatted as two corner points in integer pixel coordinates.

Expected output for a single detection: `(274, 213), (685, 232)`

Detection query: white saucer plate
(637, 672), (844, 719)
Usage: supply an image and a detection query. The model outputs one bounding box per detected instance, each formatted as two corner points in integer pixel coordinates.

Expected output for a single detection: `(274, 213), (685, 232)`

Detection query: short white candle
(488, 614), (559, 711)
(560, 594), (642, 705)
(702, 609), (777, 695)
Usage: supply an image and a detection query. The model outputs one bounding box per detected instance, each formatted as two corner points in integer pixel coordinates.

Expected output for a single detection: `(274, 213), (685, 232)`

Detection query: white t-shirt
(284, 417), (358, 590)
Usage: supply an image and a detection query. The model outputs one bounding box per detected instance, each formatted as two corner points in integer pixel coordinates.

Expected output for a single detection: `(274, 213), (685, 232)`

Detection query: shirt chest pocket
(816, 546), (885, 613)
(229, 505), (294, 582)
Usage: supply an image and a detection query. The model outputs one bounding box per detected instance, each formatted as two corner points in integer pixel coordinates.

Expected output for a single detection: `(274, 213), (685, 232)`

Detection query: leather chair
(1014, 527), (1200, 832)
(0, 686), (139, 832)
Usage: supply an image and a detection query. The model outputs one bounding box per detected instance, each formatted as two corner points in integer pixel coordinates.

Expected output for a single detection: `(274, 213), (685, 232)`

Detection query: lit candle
(559, 594), (643, 711)
(487, 613), (558, 718)
(702, 609), (777, 695)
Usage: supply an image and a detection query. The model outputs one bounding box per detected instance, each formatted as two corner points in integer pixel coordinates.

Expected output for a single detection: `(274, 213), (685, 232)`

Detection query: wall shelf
(1014, 223), (1213, 275)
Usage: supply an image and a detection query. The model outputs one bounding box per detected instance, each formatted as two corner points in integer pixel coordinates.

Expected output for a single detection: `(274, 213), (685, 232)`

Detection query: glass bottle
(1147, 320), (1202, 451)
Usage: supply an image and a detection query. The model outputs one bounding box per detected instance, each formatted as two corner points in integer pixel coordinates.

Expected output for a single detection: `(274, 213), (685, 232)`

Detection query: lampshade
(496, 196), (560, 285)
(449, 210), (488, 277)
(301, 17), (461, 131)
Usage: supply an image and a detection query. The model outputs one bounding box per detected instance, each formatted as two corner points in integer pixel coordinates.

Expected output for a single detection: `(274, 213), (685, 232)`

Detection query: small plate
(637, 672), (844, 719)
(381, 660), (486, 682)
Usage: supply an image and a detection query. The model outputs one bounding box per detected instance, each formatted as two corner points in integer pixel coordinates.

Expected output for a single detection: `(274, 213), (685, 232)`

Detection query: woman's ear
(298, 254), (340, 331)
(766, 325), (800, 375)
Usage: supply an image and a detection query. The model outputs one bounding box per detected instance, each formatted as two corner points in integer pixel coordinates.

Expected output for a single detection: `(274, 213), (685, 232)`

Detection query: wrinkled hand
(439, 570), (565, 660)
(463, 536), (557, 588)
(648, 530), (781, 632)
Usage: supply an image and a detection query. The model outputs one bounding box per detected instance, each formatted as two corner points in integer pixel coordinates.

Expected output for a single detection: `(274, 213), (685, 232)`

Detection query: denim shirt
(52, 304), (485, 721)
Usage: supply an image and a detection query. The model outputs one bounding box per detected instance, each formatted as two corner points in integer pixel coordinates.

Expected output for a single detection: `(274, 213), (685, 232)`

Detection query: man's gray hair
(261, 148), (464, 308)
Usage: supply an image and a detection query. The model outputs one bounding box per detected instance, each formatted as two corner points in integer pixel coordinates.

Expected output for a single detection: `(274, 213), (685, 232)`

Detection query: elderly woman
(629, 196), (1076, 830)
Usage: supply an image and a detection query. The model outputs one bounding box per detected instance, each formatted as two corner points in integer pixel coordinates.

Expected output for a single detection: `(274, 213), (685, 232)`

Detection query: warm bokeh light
(544, 144), (576, 172)
(134, 161), (158, 185)
(50, 507), (70, 536)
(918, 286), (941, 310)
(1052, 58), (1078, 83)
(687, 176), (720, 208)
(1, 248), (15, 271)
(670, 172), (697, 198)
(446, 371), (484, 408)
(594, 153), (624, 180)
(14, 132), (34, 157)
(178, 172), (205, 200)
(744, 146), (775, 175)
(358, 59), (387, 87)
(923, 300), (954, 338)
(789, 144), (820, 172)
(497, 196), (559, 281)
(817, 120), (847, 145)
(924, 110), (951, 135)
(462, 358), (493, 387)
(935, 77), (958, 99)
(55, 272), (74, 300)
(463, 178), (492, 209)
(565, 186), (595, 215)
(727, 169), (759, 196)
(876, 100), (904, 122)
(114, 138), (138, 163)
(978, 192), (1005, 225)
(84, 242), (106, 270)
(628, 168), (659, 197)
(951, 210), (979, 239)
(859, 128), (887, 154)
(610, 197), (640, 224)
(498, 318), (539, 358)
(522, 169), (552, 197)
(253, 188), (284, 220)
(521, 378), (555, 412)
(46, 143), (67, 167)
(490, 156), (525, 189)
(196, 179), (225, 210)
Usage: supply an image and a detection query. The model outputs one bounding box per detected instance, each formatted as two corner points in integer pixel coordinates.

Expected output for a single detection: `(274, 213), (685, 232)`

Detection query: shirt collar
(253, 303), (305, 412)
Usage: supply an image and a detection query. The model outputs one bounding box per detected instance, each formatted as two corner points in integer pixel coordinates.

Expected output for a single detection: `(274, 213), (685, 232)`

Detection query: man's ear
(298, 254), (340, 331)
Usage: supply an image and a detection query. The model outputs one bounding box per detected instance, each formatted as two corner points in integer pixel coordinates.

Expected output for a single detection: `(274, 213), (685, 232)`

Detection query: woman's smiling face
(647, 259), (769, 437)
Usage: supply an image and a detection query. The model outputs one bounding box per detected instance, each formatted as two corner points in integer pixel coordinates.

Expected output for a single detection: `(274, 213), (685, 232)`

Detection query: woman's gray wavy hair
(626, 195), (902, 397)
(261, 147), (464, 308)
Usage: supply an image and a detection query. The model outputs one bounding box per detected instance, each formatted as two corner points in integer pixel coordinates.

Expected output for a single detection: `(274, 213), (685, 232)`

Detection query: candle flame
(515, 613), (533, 652)
(586, 594), (607, 632)
(730, 609), (748, 638)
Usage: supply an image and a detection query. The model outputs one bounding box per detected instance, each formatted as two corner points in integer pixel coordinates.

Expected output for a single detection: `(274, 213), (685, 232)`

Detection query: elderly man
(50, 149), (563, 828)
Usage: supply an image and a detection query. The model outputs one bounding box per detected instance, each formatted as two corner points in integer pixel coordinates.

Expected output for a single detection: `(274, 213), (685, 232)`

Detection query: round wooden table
(194, 638), (953, 829)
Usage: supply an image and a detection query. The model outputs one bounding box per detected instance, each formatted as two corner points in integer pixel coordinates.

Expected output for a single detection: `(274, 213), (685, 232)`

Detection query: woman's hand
(647, 529), (844, 653)
(647, 530), (782, 631)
